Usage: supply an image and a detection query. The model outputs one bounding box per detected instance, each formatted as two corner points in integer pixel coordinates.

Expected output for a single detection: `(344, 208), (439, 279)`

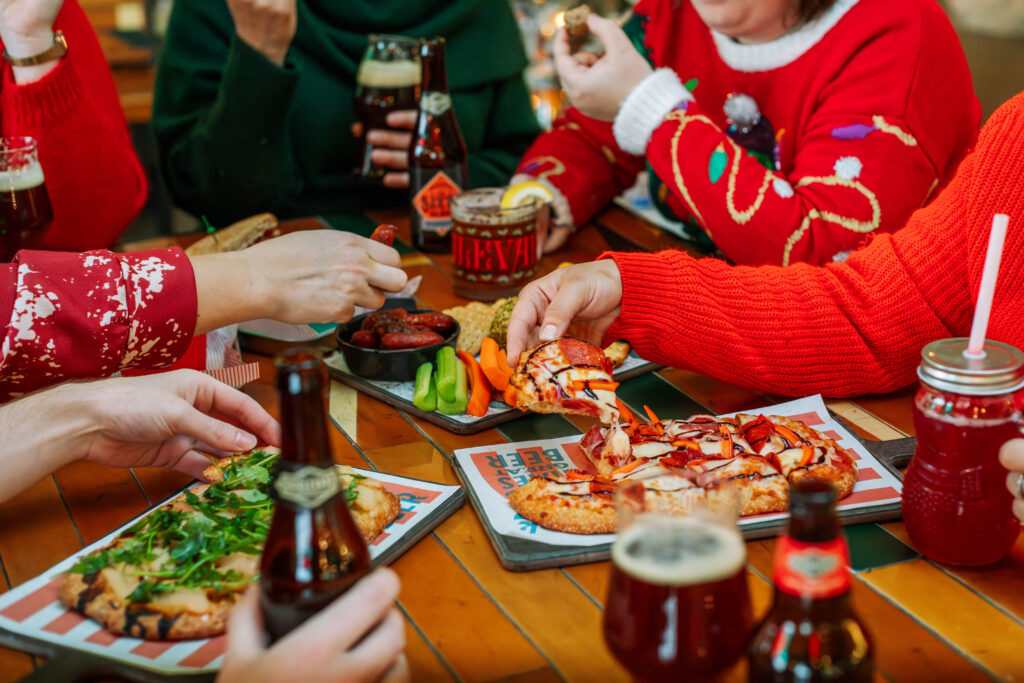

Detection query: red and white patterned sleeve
(0, 247), (197, 401)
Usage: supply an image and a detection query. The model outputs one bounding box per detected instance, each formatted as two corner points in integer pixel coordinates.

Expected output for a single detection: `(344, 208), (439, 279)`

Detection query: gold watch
(3, 31), (67, 66)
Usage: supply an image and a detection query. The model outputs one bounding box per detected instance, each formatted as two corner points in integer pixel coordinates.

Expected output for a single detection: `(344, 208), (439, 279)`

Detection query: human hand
(351, 111), (416, 189)
(245, 230), (408, 324)
(506, 260), (623, 366)
(227, 0), (296, 67)
(999, 438), (1024, 523)
(554, 14), (652, 122)
(218, 569), (408, 683)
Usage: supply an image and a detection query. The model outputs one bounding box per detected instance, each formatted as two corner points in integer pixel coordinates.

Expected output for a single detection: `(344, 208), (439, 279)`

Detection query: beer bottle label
(420, 91), (452, 116)
(412, 170), (461, 236)
(773, 536), (851, 599)
(274, 466), (340, 509)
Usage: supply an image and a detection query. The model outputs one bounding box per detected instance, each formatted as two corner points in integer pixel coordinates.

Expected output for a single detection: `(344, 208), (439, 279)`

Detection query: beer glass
(603, 475), (753, 682)
(0, 136), (52, 262)
(353, 34), (420, 180)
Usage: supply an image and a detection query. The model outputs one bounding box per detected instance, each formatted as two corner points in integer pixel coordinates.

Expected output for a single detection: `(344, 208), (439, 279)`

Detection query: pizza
(508, 410), (858, 534)
(59, 448), (400, 640)
(507, 337), (620, 424)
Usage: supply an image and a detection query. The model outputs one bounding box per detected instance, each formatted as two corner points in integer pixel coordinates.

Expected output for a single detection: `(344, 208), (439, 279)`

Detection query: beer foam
(612, 517), (746, 587)
(356, 60), (420, 88)
(0, 162), (44, 191)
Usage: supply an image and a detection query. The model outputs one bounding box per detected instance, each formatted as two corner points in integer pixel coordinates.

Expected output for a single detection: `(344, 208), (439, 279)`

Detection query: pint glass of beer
(603, 475), (753, 682)
(0, 136), (52, 262)
(353, 34), (420, 180)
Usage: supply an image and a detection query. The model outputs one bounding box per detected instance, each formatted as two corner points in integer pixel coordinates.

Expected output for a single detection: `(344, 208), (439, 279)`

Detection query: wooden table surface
(2, 207), (1023, 682)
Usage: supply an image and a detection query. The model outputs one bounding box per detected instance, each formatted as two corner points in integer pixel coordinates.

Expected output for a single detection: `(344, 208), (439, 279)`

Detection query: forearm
(0, 385), (90, 502)
(604, 245), (950, 398)
(190, 251), (265, 334)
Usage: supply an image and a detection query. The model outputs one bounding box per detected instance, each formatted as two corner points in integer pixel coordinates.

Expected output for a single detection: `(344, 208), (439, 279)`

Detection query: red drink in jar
(902, 338), (1024, 565)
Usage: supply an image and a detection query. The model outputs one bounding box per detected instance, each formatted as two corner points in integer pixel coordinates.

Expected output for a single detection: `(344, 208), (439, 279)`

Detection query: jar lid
(918, 338), (1024, 395)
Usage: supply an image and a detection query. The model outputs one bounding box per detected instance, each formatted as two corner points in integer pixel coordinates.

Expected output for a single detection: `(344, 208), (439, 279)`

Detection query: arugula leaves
(70, 449), (292, 602)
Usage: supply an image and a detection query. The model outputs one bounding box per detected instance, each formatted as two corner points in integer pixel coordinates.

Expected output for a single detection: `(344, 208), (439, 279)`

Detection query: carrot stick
(642, 405), (664, 435)
(503, 383), (518, 408)
(616, 398), (638, 429)
(719, 424), (734, 459)
(457, 350), (491, 418)
(480, 337), (512, 391)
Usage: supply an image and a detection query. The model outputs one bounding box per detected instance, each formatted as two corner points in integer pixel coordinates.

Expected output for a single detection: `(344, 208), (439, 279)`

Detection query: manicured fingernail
(540, 325), (558, 340)
(235, 431), (257, 449)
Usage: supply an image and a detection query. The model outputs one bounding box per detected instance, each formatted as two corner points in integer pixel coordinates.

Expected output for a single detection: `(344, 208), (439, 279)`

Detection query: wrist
(613, 68), (693, 155)
(17, 383), (97, 468)
(1, 29), (56, 59)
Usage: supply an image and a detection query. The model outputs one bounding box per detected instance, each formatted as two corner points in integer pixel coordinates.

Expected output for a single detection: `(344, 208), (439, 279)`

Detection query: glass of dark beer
(603, 475), (753, 682)
(0, 136), (52, 262)
(353, 34), (420, 180)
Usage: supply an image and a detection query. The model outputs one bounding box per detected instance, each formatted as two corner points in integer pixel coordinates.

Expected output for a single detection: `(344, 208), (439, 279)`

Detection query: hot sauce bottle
(902, 338), (1024, 565)
(408, 37), (468, 254)
(748, 480), (873, 682)
(259, 348), (371, 642)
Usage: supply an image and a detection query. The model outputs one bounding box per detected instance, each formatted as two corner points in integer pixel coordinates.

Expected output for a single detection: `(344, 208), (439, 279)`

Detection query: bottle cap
(918, 338), (1024, 396)
(789, 479), (836, 520)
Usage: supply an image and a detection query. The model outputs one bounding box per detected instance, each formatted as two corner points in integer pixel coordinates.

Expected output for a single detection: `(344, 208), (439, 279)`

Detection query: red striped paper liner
(204, 362), (260, 388)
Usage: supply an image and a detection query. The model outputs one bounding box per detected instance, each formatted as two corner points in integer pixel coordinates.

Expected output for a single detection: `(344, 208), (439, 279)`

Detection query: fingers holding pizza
(506, 260), (624, 367)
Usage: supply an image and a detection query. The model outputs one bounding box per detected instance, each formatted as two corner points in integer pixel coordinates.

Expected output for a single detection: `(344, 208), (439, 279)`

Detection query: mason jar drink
(902, 338), (1024, 565)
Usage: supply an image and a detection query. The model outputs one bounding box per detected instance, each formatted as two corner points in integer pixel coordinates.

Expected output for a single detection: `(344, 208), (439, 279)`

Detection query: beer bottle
(748, 480), (873, 682)
(408, 37), (468, 253)
(260, 348), (371, 642)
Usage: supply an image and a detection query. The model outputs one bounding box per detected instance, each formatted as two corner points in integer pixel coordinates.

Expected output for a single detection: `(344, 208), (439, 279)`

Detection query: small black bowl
(335, 308), (459, 382)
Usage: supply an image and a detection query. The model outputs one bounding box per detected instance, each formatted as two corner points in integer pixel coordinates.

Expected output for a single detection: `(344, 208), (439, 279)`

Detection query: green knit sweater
(153, 0), (541, 225)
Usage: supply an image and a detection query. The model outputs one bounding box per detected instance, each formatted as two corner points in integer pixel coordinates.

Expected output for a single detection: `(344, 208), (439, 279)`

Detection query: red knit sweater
(518, 0), (979, 266)
(0, 0), (147, 251)
(604, 91), (1024, 398)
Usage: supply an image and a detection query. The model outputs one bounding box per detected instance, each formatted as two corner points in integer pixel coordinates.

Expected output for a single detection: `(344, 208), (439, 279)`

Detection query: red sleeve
(645, 8), (978, 267)
(0, 0), (148, 251)
(602, 92), (1024, 398)
(0, 247), (197, 401)
(515, 108), (646, 227)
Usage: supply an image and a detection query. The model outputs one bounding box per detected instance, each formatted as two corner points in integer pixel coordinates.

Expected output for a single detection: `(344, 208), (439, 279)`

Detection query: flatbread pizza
(59, 448), (399, 640)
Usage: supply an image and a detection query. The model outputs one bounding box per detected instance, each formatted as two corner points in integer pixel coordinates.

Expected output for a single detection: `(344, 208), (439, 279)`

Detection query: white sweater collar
(710, 0), (859, 73)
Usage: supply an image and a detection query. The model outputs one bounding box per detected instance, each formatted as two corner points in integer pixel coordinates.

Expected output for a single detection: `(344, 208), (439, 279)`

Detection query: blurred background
(80, 0), (1024, 243)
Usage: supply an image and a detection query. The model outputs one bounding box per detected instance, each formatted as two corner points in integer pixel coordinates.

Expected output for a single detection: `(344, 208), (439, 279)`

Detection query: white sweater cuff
(613, 69), (693, 156)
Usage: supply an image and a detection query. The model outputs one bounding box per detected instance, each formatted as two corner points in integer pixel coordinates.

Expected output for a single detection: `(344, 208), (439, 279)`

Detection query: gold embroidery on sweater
(781, 175), (881, 265)
(523, 156), (566, 181)
(666, 110), (707, 228)
(601, 146), (617, 165)
(871, 116), (918, 147)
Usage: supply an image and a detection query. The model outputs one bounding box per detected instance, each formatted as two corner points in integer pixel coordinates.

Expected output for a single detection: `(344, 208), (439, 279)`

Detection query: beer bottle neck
(277, 361), (333, 468)
(420, 44), (450, 93)
(787, 512), (840, 543)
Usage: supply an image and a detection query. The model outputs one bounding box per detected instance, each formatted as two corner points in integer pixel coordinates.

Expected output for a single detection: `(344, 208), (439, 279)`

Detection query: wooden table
(2, 207), (1023, 682)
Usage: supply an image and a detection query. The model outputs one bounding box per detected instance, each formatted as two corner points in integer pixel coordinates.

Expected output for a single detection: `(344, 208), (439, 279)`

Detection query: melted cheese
(100, 565), (141, 601)
(215, 552), (259, 578)
(152, 587), (214, 614)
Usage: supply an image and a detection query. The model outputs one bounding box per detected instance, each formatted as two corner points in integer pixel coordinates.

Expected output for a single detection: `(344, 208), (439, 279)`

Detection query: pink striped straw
(965, 214), (1010, 358)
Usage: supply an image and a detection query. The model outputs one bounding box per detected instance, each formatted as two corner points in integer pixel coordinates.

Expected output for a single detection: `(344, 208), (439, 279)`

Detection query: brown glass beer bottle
(408, 37), (468, 253)
(259, 348), (371, 642)
(748, 480), (873, 682)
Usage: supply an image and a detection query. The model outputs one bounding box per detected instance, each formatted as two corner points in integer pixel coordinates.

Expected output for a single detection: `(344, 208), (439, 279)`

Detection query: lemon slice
(500, 180), (554, 209)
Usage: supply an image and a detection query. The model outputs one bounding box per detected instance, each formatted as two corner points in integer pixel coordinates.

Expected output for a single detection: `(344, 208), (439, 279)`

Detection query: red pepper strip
(719, 424), (735, 459)
(672, 439), (701, 450)
(772, 422), (803, 446)
(686, 458), (712, 468)
(616, 399), (639, 429)
(503, 383), (518, 408)
(798, 445), (817, 467)
(568, 379), (620, 393)
(565, 469), (594, 480)
(589, 481), (618, 494)
(642, 405), (664, 435)
(610, 457), (649, 478)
